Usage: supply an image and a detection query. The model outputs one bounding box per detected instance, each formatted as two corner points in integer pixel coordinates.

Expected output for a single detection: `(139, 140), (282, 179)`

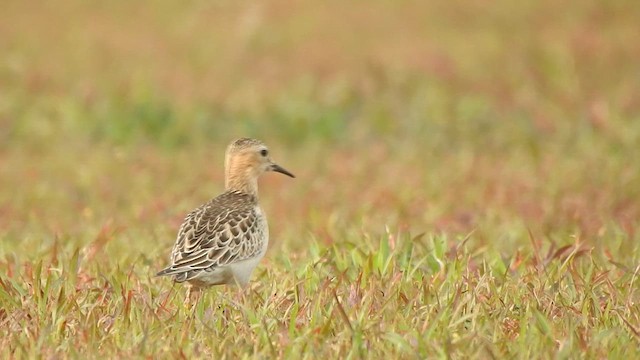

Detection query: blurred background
(1, 0), (639, 259)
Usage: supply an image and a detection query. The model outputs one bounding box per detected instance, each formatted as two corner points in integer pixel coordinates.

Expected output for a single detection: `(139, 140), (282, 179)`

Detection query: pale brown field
(1, 1), (639, 358)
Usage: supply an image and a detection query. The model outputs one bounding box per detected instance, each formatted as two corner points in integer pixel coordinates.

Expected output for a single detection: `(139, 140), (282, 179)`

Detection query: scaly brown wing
(156, 190), (263, 282)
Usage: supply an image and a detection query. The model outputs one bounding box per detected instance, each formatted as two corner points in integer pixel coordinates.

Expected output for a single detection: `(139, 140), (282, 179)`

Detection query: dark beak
(270, 163), (295, 178)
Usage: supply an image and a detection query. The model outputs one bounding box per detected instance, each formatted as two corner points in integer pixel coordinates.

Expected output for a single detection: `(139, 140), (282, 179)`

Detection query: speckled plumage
(156, 138), (294, 290)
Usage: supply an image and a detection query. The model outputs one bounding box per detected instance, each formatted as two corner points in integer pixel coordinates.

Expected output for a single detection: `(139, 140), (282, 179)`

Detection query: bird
(156, 138), (294, 303)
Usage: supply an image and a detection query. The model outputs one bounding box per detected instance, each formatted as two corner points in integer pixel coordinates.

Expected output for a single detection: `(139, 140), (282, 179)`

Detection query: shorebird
(156, 138), (294, 303)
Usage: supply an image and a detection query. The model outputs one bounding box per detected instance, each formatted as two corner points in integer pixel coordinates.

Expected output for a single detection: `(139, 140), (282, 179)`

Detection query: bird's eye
(260, 149), (268, 157)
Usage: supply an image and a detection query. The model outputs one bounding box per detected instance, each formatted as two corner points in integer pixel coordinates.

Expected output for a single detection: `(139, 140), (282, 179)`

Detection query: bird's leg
(220, 286), (248, 323)
(241, 284), (252, 303)
(233, 283), (253, 309)
(184, 285), (202, 310)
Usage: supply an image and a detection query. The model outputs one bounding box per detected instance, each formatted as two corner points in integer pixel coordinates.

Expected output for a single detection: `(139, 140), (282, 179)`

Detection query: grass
(1, 0), (640, 358)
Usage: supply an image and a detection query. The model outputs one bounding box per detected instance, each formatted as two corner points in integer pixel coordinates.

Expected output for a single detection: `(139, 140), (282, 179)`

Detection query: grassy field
(2, 0), (640, 358)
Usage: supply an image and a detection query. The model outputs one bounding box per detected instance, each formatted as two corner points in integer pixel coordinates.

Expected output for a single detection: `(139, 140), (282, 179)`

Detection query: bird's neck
(225, 166), (259, 196)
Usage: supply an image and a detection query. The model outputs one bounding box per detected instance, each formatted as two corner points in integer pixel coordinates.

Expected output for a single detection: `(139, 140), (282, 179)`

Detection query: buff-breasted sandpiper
(156, 138), (294, 300)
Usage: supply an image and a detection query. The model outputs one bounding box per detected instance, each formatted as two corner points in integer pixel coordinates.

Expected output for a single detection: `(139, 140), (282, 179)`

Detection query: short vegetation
(1, 1), (639, 358)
